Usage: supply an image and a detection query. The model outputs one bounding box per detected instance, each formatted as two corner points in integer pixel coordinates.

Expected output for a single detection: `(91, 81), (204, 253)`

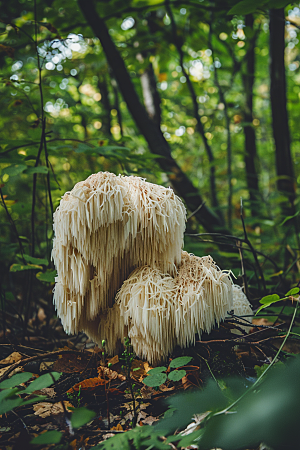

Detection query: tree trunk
(78, 0), (230, 234)
(269, 8), (295, 211)
(242, 14), (261, 218)
(97, 73), (112, 136)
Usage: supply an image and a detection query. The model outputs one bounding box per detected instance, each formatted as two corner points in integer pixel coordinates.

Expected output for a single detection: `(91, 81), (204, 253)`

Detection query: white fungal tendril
(52, 171), (252, 364)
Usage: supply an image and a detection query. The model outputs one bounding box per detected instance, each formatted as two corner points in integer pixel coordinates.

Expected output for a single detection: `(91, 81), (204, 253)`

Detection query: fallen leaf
(131, 360), (149, 382)
(0, 352), (22, 364)
(142, 416), (159, 425)
(39, 387), (56, 398)
(67, 377), (107, 393)
(111, 423), (123, 431)
(33, 401), (72, 418)
(40, 361), (54, 372)
(107, 355), (119, 366)
(52, 352), (91, 373)
(97, 366), (126, 381)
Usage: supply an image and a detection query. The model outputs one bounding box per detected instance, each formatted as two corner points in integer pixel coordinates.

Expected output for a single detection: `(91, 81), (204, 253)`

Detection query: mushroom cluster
(52, 172), (252, 364)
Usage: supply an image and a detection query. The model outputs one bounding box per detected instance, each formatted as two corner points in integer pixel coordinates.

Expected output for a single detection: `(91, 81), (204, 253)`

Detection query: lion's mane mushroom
(53, 171), (252, 364)
(52, 172), (186, 337)
(112, 251), (234, 364)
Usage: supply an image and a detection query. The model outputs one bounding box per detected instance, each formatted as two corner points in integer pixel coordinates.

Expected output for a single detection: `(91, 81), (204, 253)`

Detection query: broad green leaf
(169, 356), (192, 369)
(24, 166), (49, 175)
(259, 294), (280, 304)
(36, 270), (57, 283)
(0, 372), (33, 389)
(2, 164), (27, 177)
(147, 366), (167, 374)
(143, 373), (167, 387)
(168, 370), (186, 382)
(268, 0), (292, 7)
(23, 372), (61, 393)
(0, 397), (23, 415)
(10, 263), (42, 272)
(31, 430), (62, 445)
(0, 387), (20, 402)
(228, 0), (268, 15)
(285, 288), (300, 297)
(19, 254), (48, 266)
(71, 407), (96, 428)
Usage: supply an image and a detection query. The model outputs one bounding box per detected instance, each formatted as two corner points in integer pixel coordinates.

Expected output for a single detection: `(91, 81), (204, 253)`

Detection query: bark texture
(269, 8), (295, 207)
(242, 14), (260, 218)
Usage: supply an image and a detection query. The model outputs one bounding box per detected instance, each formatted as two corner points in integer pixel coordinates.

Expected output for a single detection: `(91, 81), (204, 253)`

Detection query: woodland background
(1, 0), (300, 448)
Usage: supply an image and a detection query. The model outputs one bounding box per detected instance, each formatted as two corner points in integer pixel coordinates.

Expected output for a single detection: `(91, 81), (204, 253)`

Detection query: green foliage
(67, 384), (82, 408)
(143, 356), (192, 387)
(70, 406), (96, 428)
(256, 287), (300, 314)
(31, 430), (63, 445)
(0, 371), (61, 415)
(98, 356), (300, 450)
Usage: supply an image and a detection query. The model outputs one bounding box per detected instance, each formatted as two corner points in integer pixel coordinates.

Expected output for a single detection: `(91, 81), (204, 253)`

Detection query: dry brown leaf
(40, 361), (54, 372)
(107, 355), (119, 365)
(52, 352), (90, 373)
(97, 366), (126, 381)
(39, 388), (56, 398)
(67, 377), (107, 393)
(33, 401), (72, 418)
(111, 423), (123, 431)
(130, 360), (150, 382)
(140, 385), (155, 399)
(142, 416), (159, 425)
(0, 352), (22, 365)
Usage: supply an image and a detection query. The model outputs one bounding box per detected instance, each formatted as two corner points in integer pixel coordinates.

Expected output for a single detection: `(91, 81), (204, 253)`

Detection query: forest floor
(0, 309), (300, 450)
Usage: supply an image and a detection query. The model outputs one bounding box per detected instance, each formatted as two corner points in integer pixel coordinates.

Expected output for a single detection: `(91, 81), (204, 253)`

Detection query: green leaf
(19, 254), (48, 266)
(147, 366), (167, 374)
(143, 373), (167, 387)
(0, 397), (23, 415)
(0, 388), (20, 402)
(259, 294), (280, 304)
(36, 270), (57, 283)
(268, 0), (292, 7)
(24, 166), (49, 175)
(10, 263), (42, 272)
(23, 372), (61, 394)
(71, 407), (96, 428)
(227, 0), (268, 15)
(0, 372), (33, 389)
(285, 288), (300, 297)
(168, 370), (186, 382)
(2, 164), (27, 177)
(31, 430), (62, 445)
(280, 211), (300, 226)
(169, 356), (192, 369)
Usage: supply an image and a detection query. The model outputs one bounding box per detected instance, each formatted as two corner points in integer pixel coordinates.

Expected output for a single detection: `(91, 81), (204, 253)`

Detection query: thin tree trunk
(242, 14), (261, 218)
(140, 62), (161, 126)
(97, 73), (112, 136)
(78, 0), (229, 234)
(165, 0), (221, 216)
(269, 8), (295, 212)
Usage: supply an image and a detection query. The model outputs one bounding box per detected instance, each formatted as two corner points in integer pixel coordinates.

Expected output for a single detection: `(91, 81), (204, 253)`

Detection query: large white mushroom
(52, 172), (185, 336)
(52, 171), (252, 364)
